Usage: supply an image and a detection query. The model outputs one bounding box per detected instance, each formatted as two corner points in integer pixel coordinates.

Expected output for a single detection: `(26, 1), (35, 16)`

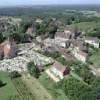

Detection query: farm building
(46, 61), (70, 82)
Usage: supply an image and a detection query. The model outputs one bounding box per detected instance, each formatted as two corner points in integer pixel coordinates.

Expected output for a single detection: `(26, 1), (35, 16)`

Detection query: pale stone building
(0, 39), (18, 59)
(84, 37), (100, 48)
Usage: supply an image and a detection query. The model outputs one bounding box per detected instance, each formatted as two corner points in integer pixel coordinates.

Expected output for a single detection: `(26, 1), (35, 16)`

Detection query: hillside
(70, 21), (100, 32)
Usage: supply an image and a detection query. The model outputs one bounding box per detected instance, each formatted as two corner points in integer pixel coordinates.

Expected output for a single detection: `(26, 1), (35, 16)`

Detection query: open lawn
(0, 71), (19, 100)
(89, 51), (100, 68)
(22, 73), (54, 100)
(39, 72), (69, 100)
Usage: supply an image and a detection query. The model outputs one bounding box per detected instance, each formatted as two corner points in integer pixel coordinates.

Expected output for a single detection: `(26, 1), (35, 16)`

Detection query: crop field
(12, 77), (35, 100)
(70, 21), (100, 32)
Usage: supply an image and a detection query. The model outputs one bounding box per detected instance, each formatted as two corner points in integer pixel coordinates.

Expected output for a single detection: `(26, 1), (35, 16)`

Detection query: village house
(0, 38), (18, 59)
(26, 27), (34, 36)
(54, 26), (81, 48)
(71, 39), (88, 51)
(71, 40), (88, 63)
(58, 48), (75, 60)
(51, 62), (70, 79)
(43, 38), (54, 48)
(84, 37), (100, 48)
(35, 18), (43, 24)
(72, 48), (88, 63)
(64, 26), (82, 39)
(36, 36), (42, 43)
(55, 31), (72, 41)
(46, 61), (70, 82)
(43, 38), (70, 48)
(55, 39), (70, 48)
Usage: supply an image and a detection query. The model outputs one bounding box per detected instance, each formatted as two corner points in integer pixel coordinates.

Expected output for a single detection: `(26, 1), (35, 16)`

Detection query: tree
(0, 33), (4, 43)
(74, 64), (95, 84)
(35, 19), (57, 38)
(61, 77), (96, 100)
(87, 27), (100, 38)
(47, 25), (57, 38)
(66, 19), (72, 25)
(0, 80), (6, 87)
(43, 51), (61, 59)
(10, 71), (21, 79)
(0, 80), (3, 87)
(20, 20), (32, 33)
(92, 77), (100, 88)
(27, 62), (40, 78)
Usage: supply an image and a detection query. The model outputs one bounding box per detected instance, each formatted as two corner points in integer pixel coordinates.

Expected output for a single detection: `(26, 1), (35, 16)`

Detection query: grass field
(39, 72), (69, 100)
(0, 71), (55, 100)
(70, 21), (100, 32)
(0, 71), (70, 100)
(22, 73), (54, 100)
(12, 77), (35, 100)
(89, 51), (100, 68)
(0, 72), (19, 100)
(0, 72), (35, 100)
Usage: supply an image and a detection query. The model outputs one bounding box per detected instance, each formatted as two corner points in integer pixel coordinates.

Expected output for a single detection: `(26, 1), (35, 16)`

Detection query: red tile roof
(78, 50), (88, 57)
(53, 61), (67, 73)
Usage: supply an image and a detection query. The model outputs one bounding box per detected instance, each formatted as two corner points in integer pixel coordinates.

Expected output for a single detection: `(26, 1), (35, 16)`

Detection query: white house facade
(72, 47), (87, 63)
(85, 38), (100, 48)
(50, 67), (64, 79)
